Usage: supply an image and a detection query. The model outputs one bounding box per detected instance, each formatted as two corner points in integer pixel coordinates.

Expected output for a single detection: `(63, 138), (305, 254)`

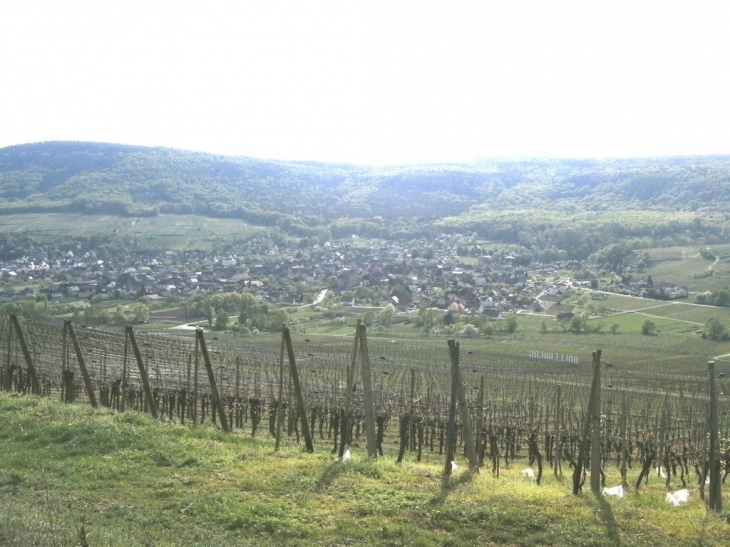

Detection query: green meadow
(2, 393), (729, 547)
(285, 291), (730, 376)
(0, 213), (260, 252)
(642, 245), (730, 294)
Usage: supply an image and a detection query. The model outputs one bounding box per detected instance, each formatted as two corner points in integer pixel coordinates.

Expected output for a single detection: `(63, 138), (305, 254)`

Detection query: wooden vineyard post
(196, 328), (230, 433)
(573, 349), (601, 495)
(217, 365), (224, 402)
(553, 386), (562, 478)
(186, 354), (192, 422)
(700, 398), (709, 502)
(409, 368), (416, 412)
(65, 320), (97, 407)
(283, 327), (314, 452)
(339, 319), (361, 458)
(708, 360), (722, 511)
(396, 367), (417, 464)
(235, 357), (241, 430)
(358, 324), (378, 459)
(476, 375), (485, 468)
(63, 370), (75, 403)
(590, 350), (602, 494)
(444, 339), (459, 476)
(619, 392), (629, 487)
(192, 333), (200, 425)
(451, 340), (478, 471)
(126, 326), (158, 419)
(10, 315), (41, 395)
(275, 326), (286, 450)
(3, 317), (11, 391)
(60, 321), (67, 401)
(121, 329), (129, 411)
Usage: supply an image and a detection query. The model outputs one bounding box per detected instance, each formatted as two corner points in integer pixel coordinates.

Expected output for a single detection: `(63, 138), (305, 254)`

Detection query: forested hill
(2, 141), (730, 238)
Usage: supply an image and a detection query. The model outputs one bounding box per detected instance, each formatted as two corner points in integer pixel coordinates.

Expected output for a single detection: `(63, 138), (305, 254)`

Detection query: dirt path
(299, 289), (328, 308)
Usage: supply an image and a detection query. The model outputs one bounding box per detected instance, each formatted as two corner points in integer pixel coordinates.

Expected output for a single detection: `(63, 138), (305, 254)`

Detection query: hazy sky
(1, 1), (729, 165)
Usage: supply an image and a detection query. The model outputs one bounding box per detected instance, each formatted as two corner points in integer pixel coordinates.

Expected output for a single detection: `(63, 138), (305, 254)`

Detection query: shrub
(641, 319), (657, 335)
(460, 324), (479, 338)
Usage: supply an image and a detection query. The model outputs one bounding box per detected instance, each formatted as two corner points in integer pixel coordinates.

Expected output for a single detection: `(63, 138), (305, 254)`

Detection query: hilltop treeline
(2, 141), (730, 259)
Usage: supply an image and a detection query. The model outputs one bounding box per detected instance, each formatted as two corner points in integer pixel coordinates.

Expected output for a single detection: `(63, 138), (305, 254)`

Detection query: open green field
(632, 302), (727, 324)
(589, 294), (659, 312)
(2, 393), (728, 547)
(0, 213), (261, 251)
(641, 245), (730, 294)
(283, 291), (730, 375)
(105, 286), (730, 376)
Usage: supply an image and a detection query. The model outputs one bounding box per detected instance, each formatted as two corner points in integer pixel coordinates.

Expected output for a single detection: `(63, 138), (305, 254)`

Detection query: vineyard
(1, 313), (727, 506)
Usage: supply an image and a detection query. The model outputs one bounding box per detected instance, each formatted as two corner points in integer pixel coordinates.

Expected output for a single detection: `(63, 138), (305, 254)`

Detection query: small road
(709, 254), (720, 272)
(299, 289), (328, 308)
(169, 321), (205, 331)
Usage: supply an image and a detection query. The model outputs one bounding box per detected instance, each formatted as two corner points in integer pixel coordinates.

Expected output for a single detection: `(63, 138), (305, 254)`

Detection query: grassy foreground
(1, 394), (729, 547)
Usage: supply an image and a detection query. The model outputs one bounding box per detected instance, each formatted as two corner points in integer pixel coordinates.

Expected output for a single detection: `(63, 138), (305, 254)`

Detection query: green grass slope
(1, 393), (728, 546)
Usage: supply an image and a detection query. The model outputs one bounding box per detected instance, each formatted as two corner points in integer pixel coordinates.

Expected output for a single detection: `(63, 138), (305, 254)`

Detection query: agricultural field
(281, 290), (730, 376)
(641, 245), (730, 294)
(2, 312), (726, 448)
(0, 213), (261, 251)
(2, 301), (730, 546)
(586, 293), (658, 313)
(634, 303), (727, 325)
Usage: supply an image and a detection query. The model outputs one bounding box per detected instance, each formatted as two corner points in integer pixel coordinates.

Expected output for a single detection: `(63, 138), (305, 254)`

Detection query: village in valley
(0, 230), (689, 330)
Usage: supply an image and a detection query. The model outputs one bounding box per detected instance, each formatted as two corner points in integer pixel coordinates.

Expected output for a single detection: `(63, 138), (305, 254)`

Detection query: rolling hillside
(3, 141), (730, 218)
(2, 141), (730, 257)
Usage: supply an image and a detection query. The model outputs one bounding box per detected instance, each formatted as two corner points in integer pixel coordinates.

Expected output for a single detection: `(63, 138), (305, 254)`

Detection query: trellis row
(0, 313), (726, 506)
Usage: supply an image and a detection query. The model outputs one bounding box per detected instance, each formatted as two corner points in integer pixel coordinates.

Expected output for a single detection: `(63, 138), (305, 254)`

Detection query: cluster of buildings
(0, 233), (688, 319)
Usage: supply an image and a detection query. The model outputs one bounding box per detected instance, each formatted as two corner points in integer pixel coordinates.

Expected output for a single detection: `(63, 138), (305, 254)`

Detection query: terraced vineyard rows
(1, 314), (727, 494)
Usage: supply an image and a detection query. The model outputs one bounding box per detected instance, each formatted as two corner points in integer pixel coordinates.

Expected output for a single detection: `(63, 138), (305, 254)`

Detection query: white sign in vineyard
(529, 351), (579, 364)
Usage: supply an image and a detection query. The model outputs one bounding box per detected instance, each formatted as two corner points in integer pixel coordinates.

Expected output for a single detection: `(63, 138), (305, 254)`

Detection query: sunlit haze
(1, 1), (729, 165)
